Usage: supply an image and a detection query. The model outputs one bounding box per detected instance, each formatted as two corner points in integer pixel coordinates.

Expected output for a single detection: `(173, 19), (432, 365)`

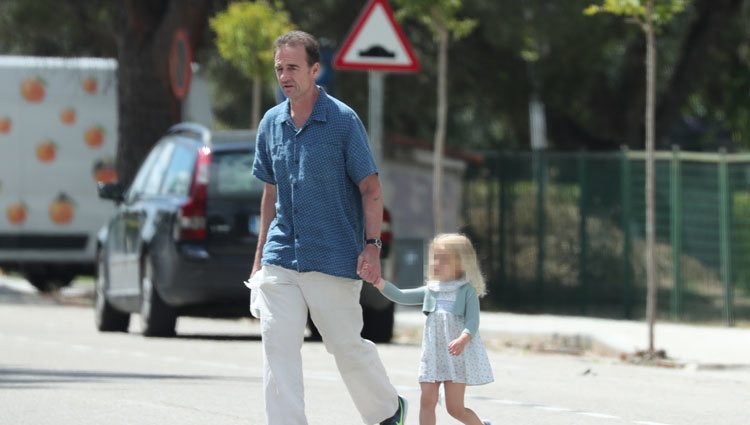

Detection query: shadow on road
(173, 333), (262, 342)
(0, 366), (258, 389)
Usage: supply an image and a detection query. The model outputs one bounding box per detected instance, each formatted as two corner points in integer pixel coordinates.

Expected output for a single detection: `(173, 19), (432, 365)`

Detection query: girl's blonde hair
(428, 233), (487, 297)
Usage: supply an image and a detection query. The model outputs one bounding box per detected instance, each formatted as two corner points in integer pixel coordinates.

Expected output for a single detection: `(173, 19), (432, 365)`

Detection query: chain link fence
(463, 149), (750, 326)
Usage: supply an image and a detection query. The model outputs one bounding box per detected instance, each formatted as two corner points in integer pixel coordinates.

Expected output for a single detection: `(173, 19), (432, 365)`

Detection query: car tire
(24, 270), (74, 293)
(361, 302), (395, 343)
(139, 255), (177, 337)
(94, 250), (130, 332)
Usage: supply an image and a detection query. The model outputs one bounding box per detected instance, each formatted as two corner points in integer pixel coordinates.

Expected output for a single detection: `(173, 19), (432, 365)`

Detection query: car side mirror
(97, 182), (125, 203)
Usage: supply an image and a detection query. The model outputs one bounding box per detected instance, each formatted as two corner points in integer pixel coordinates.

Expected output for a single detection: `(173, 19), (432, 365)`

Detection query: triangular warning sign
(334, 0), (420, 72)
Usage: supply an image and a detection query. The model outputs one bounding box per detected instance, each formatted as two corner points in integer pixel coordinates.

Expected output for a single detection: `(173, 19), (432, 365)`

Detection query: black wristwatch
(365, 237), (383, 249)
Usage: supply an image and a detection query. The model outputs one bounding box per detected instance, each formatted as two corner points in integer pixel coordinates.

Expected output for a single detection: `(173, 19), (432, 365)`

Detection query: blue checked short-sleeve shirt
(252, 88), (378, 279)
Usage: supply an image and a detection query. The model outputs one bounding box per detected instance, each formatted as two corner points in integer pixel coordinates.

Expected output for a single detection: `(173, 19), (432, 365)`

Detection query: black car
(95, 122), (396, 341)
(95, 123), (262, 336)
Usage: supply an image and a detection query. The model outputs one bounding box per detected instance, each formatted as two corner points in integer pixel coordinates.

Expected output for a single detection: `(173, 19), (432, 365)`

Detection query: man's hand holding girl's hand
(357, 247), (381, 284)
(357, 259), (386, 291)
(371, 277), (385, 291)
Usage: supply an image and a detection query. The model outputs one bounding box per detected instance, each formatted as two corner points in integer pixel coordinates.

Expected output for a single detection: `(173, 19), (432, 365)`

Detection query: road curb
(394, 308), (750, 370)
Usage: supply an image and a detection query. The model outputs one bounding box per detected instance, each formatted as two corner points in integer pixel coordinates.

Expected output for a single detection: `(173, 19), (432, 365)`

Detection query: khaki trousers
(253, 265), (398, 425)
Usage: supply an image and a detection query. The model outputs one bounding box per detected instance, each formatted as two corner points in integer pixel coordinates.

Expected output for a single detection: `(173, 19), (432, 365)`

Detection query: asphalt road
(1, 277), (747, 425)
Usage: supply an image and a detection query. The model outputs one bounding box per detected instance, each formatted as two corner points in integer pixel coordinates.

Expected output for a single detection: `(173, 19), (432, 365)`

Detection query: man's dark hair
(274, 31), (320, 66)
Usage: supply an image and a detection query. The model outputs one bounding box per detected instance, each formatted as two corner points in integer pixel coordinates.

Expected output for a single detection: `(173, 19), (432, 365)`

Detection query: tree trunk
(115, 0), (209, 188)
(432, 26), (449, 235)
(644, 0), (658, 354)
(251, 75), (262, 129)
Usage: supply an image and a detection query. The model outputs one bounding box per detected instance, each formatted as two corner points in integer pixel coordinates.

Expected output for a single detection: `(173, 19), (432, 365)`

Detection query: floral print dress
(418, 280), (494, 385)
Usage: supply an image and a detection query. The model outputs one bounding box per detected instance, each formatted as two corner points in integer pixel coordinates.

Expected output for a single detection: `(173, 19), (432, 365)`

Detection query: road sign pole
(334, 0), (420, 168)
(368, 71), (384, 166)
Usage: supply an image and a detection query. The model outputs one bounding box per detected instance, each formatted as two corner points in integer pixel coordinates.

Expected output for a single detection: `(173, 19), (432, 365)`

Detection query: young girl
(372, 233), (493, 425)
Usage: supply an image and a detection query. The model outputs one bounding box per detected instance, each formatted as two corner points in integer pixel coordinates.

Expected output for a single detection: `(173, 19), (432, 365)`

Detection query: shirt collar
(275, 85), (329, 127)
(426, 279), (468, 292)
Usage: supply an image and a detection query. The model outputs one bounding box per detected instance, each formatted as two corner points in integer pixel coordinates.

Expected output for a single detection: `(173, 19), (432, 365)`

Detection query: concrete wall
(379, 149), (467, 287)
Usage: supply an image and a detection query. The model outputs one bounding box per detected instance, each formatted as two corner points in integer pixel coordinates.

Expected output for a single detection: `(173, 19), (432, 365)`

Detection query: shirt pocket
(270, 140), (288, 160)
(268, 138), (290, 177)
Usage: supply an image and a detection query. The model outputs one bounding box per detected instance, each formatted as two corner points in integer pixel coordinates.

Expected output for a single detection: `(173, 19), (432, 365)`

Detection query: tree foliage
(211, 1), (293, 82)
(393, 0), (477, 40)
(0, 0), (748, 152)
(0, 0), (117, 57)
(584, 0), (688, 26)
(210, 1), (294, 128)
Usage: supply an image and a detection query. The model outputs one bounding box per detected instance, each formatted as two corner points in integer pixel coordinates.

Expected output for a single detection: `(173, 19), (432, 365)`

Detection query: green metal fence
(463, 148), (750, 326)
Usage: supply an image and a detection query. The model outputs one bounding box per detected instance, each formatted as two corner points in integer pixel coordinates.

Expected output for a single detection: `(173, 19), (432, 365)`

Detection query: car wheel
(24, 271), (53, 292)
(24, 270), (74, 292)
(361, 302), (395, 343)
(139, 255), (177, 337)
(94, 250), (130, 332)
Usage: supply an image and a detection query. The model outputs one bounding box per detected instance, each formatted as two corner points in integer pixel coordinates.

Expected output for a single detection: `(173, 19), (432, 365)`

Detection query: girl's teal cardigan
(381, 280), (480, 336)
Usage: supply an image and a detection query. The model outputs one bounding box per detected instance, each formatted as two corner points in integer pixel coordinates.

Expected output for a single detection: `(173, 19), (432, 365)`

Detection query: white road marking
(634, 422), (675, 425)
(492, 399), (526, 405)
(484, 396), (674, 424)
(576, 411), (622, 419)
(533, 405), (574, 412)
(71, 344), (94, 352)
(160, 355), (184, 362)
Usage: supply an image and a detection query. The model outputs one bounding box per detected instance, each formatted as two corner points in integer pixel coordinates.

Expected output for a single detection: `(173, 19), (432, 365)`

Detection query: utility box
(393, 238), (425, 289)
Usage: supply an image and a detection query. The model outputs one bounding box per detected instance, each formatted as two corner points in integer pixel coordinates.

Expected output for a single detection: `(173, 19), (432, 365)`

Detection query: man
(249, 31), (407, 425)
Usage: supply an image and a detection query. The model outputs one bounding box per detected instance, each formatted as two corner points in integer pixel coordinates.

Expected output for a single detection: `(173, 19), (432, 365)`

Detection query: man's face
(274, 44), (319, 101)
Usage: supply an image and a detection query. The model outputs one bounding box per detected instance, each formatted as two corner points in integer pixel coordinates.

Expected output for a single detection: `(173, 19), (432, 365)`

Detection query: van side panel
(0, 57), (118, 278)
(0, 56), (212, 285)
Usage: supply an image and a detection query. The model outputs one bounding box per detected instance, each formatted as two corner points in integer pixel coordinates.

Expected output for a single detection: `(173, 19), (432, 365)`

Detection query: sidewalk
(395, 306), (750, 369)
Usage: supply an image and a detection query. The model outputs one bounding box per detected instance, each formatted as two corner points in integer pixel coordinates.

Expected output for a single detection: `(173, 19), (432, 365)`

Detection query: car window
(127, 143), (164, 202)
(160, 143), (197, 196)
(141, 142), (175, 196)
(209, 151), (264, 196)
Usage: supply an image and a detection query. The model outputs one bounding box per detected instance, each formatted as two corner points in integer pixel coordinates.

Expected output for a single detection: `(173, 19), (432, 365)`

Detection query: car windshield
(209, 150), (264, 196)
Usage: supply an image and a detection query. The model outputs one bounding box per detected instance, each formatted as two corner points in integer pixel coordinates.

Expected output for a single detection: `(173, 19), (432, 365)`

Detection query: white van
(0, 55), (212, 291)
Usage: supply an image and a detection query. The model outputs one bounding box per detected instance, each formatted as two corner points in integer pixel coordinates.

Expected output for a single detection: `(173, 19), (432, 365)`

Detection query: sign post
(334, 0), (420, 166)
(368, 71), (384, 164)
